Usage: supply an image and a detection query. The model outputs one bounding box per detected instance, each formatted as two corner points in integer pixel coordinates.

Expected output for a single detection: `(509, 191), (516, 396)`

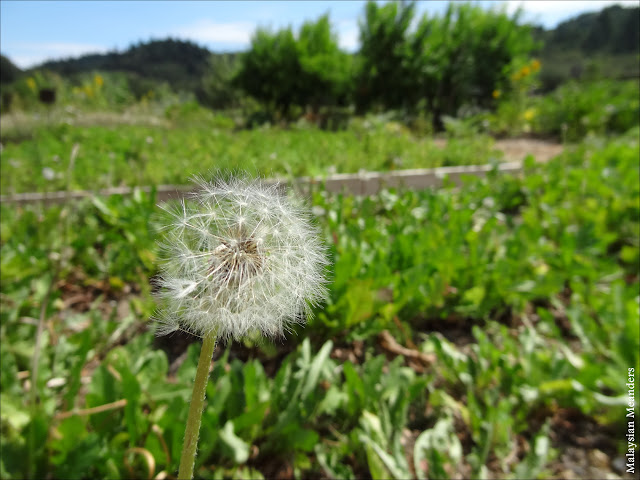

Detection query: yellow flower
(520, 66), (531, 77)
(94, 74), (104, 88)
(531, 59), (541, 72)
(83, 85), (94, 98)
(492, 89), (501, 99)
(523, 108), (536, 121)
(26, 77), (36, 92)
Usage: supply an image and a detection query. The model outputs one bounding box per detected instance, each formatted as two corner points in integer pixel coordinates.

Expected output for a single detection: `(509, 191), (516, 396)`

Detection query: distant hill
(0, 55), (23, 85)
(537, 4), (639, 55)
(31, 38), (218, 100)
(533, 4), (639, 90)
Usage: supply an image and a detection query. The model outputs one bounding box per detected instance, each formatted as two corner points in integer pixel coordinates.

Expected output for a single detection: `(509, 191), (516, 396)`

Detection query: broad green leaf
(358, 430), (409, 480)
(414, 417), (463, 480)
(219, 421), (250, 464)
(301, 339), (333, 400)
(0, 394), (30, 431)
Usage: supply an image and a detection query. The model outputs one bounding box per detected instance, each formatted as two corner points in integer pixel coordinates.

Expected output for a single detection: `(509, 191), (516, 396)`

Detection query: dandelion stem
(28, 272), (57, 479)
(177, 330), (217, 480)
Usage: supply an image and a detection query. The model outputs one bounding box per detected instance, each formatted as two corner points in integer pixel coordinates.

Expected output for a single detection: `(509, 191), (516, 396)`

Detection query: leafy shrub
(355, 2), (538, 127)
(233, 15), (352, 118)
(533, 80), (640, 140)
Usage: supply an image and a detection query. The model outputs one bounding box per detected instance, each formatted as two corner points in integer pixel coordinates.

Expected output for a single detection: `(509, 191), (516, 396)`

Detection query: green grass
(1, 130), (638, 479)
(4, 77), (637, 196)
(0, 109), (502, 195)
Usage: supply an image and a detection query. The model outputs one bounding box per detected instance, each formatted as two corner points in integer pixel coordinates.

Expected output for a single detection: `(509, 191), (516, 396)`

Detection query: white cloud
(170, 20), (254, 45)
(8, 42), (109, 69)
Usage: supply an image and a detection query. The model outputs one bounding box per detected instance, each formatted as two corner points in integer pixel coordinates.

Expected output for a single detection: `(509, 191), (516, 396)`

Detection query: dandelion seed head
(154, 175), (329, 340)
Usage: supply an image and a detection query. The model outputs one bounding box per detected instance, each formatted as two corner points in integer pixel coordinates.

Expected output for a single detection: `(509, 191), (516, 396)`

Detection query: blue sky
(1, 1), (637, 69)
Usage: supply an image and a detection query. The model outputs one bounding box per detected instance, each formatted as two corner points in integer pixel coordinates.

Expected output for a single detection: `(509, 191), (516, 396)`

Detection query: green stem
(177, 331), (217, 480)
(28, 272), (56, 479)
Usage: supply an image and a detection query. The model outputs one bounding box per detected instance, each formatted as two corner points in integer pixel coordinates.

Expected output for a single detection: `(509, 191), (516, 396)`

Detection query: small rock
(611, 456), (627, 474)
(589, 449), (609, 469)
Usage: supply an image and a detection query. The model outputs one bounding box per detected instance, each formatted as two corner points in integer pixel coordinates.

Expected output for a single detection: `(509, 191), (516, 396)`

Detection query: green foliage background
(1, 133), (638, 478)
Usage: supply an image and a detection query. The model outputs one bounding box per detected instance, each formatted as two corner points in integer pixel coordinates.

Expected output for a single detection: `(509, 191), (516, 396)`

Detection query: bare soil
(494, 138), (565, 163)
(433, 137), (565, 163)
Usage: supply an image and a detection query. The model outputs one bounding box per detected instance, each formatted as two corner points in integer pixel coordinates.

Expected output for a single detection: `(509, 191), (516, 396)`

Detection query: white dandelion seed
(154, 175), (329, 340)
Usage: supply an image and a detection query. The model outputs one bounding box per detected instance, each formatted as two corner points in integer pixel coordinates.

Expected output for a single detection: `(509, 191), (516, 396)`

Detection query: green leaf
(119, 364), (143, 446)
(343, 361), (365, 415)
(361, 437), (392, 480)
(510, 422), (553, 479)
(243, 360), (269, 410)
(462, 285), (485, 306)
(315, 446), (356, 480)
(413, 416), (463, 480)
(63, 329), (94, 407)
(92, 197), (117, 222)
(282, 424), (320, 453)
(50, 416), (87, 465)
(300, 339), (333, 400)
(359, 430), (408, 480)
(219, 421), (250, 464)
(317, 385), (347, 415)
(539, 378), (583, 396)
(0, 394), (30, 431)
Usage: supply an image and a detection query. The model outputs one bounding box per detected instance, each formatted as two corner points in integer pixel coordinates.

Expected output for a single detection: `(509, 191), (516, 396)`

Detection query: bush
(233, 15), (352, 118)
(355, 2), (537, 129)
(533, 80), (640, 140)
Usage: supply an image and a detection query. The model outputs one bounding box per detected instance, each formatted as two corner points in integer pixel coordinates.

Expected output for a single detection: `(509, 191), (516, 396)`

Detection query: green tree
(410, 3), (536, 127)
(233, 27), (301, 116)
(417, 3), (535, 118)
(200, 53), (241, 110)
(354, 1), (417, 112)
(296, 14), (353, 111)
(354, 2), (535, 125)
(233, 15), (351, 117)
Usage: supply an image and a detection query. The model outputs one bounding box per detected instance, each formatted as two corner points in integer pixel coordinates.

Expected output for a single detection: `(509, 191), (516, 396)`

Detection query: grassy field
(0, 107), (505, 196)
(0, 96), (639, 479)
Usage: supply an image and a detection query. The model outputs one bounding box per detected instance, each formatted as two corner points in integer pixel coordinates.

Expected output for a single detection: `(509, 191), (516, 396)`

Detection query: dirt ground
(493, 138), (565, 163)
(433, 137), (565, 163)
